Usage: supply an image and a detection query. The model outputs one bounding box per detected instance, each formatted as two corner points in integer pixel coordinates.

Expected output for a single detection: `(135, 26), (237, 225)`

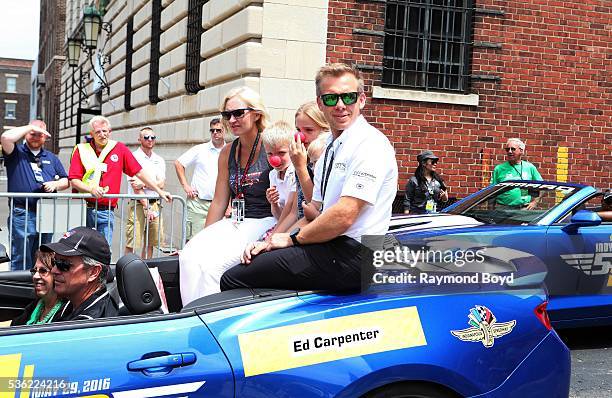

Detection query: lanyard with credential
(320, 142), (335, 211)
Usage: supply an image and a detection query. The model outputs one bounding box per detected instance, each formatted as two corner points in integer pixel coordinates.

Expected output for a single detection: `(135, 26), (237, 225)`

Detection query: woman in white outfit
(179, 87), (276, 305)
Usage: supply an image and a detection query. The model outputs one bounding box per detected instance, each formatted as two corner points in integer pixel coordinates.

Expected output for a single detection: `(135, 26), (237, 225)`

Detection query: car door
(545, 194), (612, 326)
(0, 313), (233, 397)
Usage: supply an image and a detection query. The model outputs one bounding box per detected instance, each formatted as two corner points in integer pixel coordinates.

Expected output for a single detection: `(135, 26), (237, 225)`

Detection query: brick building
(36, 0), (67, 153)
(57, 1), (610, 199)
(0, 58), (34, 134)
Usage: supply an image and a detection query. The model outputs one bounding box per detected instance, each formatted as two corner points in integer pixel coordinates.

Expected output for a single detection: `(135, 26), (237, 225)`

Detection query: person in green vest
(68, 116), (171, 245)
(490, 138), (542, 209)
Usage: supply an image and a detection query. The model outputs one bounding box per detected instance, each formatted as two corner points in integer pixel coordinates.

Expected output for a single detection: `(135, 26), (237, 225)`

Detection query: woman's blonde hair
(220, 86), (269, 133)
(295, 101), (330, 131)
(307, 132), (331, 163)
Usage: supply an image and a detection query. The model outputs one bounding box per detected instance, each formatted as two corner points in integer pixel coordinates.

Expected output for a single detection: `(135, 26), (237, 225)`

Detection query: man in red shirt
(69, 116), (171, 245)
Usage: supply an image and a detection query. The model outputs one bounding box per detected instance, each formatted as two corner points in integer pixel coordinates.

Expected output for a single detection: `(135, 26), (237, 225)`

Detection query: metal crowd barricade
(1, 192), (187, 271)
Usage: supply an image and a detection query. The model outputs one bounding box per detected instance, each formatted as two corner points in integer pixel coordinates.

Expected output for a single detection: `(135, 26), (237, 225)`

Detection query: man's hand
(241, 241), (269, 264)
(145, 208), (158, 222)
(525, 200), (538, 210)
(30, 124), (51, 137)
(41, 181), (58, 193)
(266, 186), (280, 204)
(129, 177), (145, 191)
(90, 186), (107, 198)
(158, 190), (172, 203)
(182, 184), (198, 199)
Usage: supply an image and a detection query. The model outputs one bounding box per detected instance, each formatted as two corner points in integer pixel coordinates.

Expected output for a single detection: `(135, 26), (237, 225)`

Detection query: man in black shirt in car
(42, 227), (118, 321)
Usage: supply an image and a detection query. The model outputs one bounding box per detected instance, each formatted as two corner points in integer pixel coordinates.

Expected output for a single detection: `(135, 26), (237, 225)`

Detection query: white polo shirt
(177, 141), (223, 200)
(127, 147), (166, 196)
(269, 164), (296, 211)
(312, 115), (398, 241)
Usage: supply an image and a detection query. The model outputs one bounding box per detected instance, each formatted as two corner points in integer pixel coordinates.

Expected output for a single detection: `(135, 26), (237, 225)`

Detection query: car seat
(115, 253), (162, 315)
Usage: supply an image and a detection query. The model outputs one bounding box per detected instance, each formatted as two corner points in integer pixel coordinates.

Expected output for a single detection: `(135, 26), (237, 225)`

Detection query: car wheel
(362, 382), (461, 398)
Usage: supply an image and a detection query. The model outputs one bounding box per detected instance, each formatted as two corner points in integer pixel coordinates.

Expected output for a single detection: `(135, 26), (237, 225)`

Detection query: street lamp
(82, 6), (102, 49)
(67, 37), (82, 67)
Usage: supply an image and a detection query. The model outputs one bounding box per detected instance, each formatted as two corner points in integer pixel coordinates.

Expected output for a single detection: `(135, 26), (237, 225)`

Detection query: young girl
(179, 87), (275, 304)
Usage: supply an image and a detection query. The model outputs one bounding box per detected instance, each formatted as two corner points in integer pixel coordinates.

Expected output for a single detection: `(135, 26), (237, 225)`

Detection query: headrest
(115, 254), (161, 315)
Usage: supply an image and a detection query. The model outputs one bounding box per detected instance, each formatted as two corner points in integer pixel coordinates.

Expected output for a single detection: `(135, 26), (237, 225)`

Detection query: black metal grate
(383, 0), (473, 93)
(149, 0), (162, 104)
(185, 0), (207, 93)
(124, 17), (134, 111)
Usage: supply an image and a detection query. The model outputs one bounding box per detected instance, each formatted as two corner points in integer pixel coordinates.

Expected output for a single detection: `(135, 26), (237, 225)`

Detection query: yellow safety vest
(73, 140), (118, 189)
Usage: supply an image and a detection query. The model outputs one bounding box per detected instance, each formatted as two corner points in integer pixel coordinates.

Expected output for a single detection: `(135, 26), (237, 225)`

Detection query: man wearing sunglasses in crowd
(1, 120), (70, 271)
(69, 116), (172, 245)
(175, 118), (226, 240)
(221, 63), (398, 293)
(491, 138), (542, 209)
(41, 227), (118, 321)
(125, 127), (166, 258)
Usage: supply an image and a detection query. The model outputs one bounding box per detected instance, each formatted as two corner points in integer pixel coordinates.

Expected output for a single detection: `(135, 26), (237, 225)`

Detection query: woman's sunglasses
(221, 108), (254, 120)
(30, 267), (51, 276)
(52, 258), (74, 272)
(319, 92), (359, 107)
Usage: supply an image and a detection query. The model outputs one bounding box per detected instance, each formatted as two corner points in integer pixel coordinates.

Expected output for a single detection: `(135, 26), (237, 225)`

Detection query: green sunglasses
(320, 92), (359, 107)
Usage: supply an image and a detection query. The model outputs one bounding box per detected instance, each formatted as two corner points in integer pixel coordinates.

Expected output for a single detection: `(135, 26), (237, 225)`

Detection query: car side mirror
(562, 210), (601, 233)
(0, 243), (9, 264)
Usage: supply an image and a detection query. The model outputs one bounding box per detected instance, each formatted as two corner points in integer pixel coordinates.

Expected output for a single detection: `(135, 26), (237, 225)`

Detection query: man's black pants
(220, 236), (373, 292)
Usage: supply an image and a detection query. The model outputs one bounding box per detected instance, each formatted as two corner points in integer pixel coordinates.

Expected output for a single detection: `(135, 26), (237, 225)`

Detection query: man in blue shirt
(1, 121), (69, 270)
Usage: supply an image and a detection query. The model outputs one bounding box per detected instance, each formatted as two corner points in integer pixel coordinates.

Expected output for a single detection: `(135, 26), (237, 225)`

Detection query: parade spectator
(222, 63), (398, 292)
(403, 150), (448, 215)
(11, 250), (64, 325)
(42, 227), (118, 321)
(175, 118), (225, 240)
(1, 121), (69, 270)
(262, 121), (296, 235)
(125, 127), (166, 259)
(179, 87), (275, 304)
(597, 191), (612, 222)
(69, 116), (171, 245)
(491, 138), (542, 209)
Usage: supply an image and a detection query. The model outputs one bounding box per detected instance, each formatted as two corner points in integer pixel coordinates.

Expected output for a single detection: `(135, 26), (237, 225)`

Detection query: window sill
(372, 86), (479, 106)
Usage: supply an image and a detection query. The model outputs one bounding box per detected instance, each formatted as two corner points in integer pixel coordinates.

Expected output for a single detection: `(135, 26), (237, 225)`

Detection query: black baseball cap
(41, 227), (111, 265)
(603, 191), (612, 205)
(417, 150), (439, 163)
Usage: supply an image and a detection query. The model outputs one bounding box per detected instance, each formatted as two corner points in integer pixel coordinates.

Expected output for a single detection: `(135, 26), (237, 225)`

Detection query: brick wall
(326, 0), (611, 197)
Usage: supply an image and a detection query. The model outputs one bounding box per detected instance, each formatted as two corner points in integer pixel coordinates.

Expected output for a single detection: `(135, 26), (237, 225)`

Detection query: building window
(6, 77), (17, 93)
(124, 16), (134, 111)
(185, 0), (207, 94)
(383, 0), (473, 93)
(5, 102), (16, 119)
(149, 0), (162, 104)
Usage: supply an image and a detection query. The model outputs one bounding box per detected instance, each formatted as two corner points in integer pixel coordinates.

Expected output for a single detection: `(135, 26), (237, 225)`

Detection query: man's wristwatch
(290, 228), (301, 246)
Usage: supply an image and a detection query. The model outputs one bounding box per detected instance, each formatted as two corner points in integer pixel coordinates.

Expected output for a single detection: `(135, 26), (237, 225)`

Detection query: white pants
(179, 217), (276, 306)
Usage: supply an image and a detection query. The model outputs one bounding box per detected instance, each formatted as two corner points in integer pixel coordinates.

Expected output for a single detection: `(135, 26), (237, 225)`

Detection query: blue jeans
(8, 207), (51, 271)
(86, 207), (114, 246)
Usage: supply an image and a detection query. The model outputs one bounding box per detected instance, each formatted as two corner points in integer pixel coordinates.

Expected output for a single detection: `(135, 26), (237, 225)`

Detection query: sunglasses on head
(30, 267), (51, 276)
(221, 108), (254, 120)
(210, 128), (222, 133)
(319, 92), (359, 107)
(52, 258), (74, 272)
(143, 135), (156, 140)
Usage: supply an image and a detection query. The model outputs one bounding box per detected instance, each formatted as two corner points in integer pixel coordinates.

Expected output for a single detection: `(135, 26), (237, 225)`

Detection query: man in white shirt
(221, 63), (398, 292)
(125, 127), (166, 258)
(175, 118), (225, 240)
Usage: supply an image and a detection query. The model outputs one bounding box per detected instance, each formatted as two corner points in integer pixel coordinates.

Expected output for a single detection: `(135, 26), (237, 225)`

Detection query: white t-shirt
(269, 164), (296, 211)
(127, 148), (166, 196)
(177, 141), (223, 200)
(312, 115), (398, 241)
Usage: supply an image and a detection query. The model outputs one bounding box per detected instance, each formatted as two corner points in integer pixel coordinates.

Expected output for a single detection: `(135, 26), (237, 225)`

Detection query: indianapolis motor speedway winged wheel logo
(450, 306), (516, 348)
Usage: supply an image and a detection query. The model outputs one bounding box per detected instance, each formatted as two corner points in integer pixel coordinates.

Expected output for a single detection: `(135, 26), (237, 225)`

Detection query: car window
(555, 193), (610, 225)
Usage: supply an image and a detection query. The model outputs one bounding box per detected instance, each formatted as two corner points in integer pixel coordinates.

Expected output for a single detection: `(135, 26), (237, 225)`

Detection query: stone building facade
(58, 0), (610, 198)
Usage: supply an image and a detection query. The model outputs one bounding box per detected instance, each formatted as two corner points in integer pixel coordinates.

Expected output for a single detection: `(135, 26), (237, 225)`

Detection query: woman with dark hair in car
(403, 150), (449, 215)
(11, 250), (64, 326)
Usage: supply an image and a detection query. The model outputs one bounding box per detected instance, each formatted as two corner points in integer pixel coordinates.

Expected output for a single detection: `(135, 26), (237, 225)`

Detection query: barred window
(185, 0), (207, 93)
(383, 0), (473, 93)
(124, 17), (134, 111)
(149, 0), (162, 104)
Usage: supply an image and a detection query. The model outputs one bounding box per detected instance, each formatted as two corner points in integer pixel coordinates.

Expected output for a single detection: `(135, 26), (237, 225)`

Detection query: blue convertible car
(389, 181), (612, 329)
(0, 252), (569, 396)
